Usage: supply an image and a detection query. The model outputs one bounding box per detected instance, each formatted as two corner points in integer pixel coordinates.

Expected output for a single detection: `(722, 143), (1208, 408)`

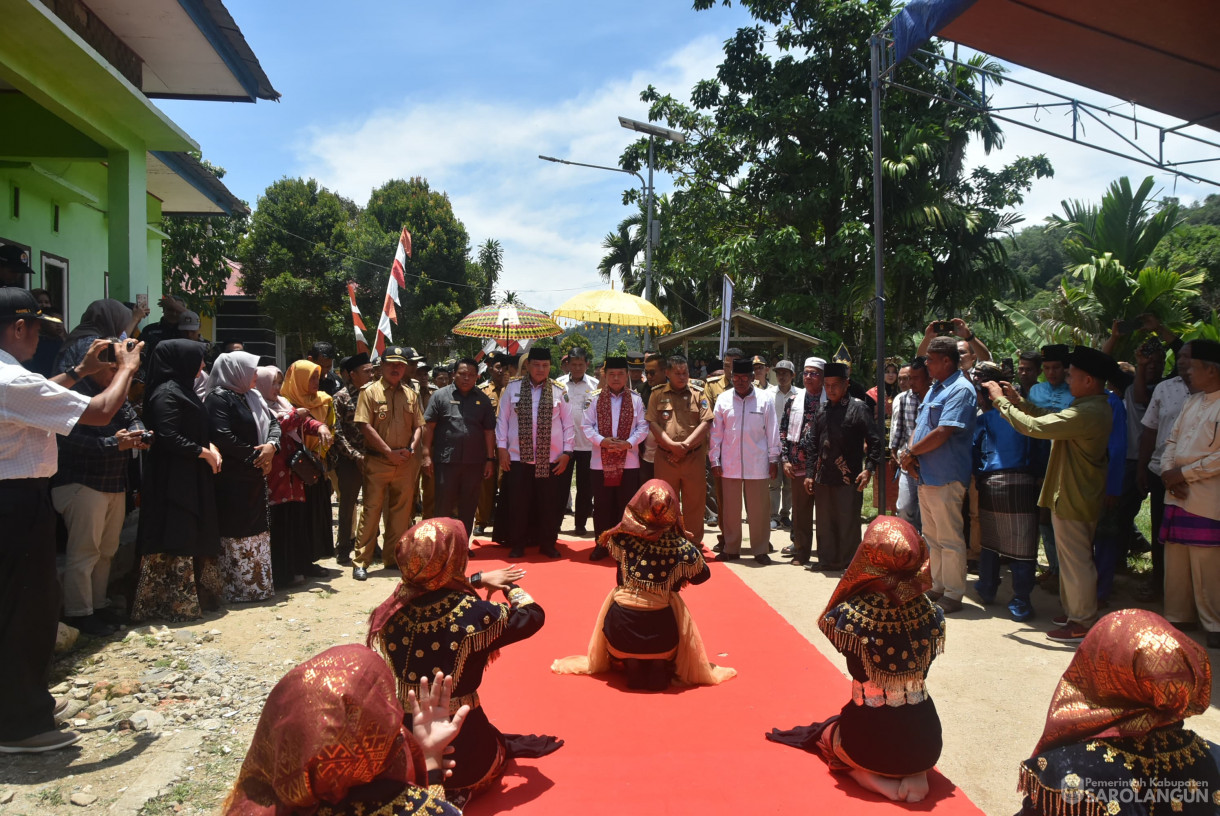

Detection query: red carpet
(462, 535), (984, 816)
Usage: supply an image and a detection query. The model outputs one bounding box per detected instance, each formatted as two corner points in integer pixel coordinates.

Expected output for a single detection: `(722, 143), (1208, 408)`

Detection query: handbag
(289, 446), (324, 486)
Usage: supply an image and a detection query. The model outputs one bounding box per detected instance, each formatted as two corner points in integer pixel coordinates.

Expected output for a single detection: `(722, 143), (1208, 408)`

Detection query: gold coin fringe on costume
(605, 532), (706, 593)
(1017, 764), (1113, 816)
(820, 595), (945, 695)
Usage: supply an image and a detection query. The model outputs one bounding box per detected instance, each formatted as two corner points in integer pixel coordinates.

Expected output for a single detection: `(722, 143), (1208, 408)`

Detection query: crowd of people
(1, 256), (1217, 813)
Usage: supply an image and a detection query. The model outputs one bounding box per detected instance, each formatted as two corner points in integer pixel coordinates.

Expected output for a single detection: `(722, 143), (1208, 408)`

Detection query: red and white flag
(373, 227), (412, 359)
(347, 283), (369, 354)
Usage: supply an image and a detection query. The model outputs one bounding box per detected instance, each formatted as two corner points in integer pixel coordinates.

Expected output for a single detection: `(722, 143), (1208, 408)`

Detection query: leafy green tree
(1006, 224), (1067, 290)
(237, 177), (357, 357)
(614, 0), (1050, 367)
(1031, 177), (1203, 351)
(344, 178), (476, 360)
(1149, 224), (1220, 314)
(161, 158), (248, 316)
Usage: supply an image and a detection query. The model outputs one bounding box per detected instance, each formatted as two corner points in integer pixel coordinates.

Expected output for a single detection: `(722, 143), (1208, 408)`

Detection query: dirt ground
(0, 516), (1217, 816)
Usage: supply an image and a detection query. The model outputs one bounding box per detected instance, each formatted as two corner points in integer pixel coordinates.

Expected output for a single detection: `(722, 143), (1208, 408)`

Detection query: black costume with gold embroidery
(373, 586), (544, 798)
(1018, 729), (1220, 816)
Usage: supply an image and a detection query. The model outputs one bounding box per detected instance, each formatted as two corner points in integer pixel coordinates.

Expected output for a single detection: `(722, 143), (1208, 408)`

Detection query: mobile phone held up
(933, 321), (954, 334)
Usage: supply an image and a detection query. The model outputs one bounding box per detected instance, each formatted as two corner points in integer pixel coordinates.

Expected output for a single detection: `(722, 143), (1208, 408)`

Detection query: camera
(932, 321), (954, 334)
(140, 431), (154, 443)
(98, 338), (137, 363)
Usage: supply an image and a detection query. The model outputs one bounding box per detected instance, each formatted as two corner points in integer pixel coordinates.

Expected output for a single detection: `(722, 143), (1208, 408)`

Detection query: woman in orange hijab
(767, 516), (944, 803)
(366, 518), (551, 807)
(552, 479), (736, 690)
(224, 644), (468, 815)
(279, 360), (335, 575)
(1017, 609), (1219, 816)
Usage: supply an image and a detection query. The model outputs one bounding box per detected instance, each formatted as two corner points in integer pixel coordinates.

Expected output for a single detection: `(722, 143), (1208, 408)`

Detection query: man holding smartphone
(916, 318), (992, 374)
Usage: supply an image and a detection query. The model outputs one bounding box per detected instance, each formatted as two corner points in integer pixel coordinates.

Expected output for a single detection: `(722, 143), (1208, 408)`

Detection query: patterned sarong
(977, 471), (1040, 560)
(1160, 504), (1220, 548)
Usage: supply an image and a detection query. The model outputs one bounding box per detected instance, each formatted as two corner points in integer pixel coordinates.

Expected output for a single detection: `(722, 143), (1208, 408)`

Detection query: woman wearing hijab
(256, 366), (332, 588)
(367, 518), (546, 807)
(552, 479), (736, 691)
(224, 644), (468, 816)
(280, 360), (335, 575)
(1017, 609), (1219, 816)
(767, 516), (944, 803)
(204, 352), (281, 602)
(53, 298), (133, 376)
(132, 339), (224, 622)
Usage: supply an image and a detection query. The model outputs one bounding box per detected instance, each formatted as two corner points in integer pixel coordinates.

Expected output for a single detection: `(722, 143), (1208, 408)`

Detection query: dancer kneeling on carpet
(767, 516), (943, 803)
(552, 479), (736, 690)
(1016, 608), (1220, 816)
(224, 644), (468, 815)
(367, 517), (559, 808)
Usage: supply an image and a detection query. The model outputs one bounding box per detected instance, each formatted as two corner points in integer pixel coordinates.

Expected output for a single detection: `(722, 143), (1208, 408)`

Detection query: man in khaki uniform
(351, 346), (424, 580)
(647, 353), (713, 543)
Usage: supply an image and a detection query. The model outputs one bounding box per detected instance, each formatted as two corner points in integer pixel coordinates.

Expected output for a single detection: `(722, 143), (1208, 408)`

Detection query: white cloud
(297, 36), (727, 311)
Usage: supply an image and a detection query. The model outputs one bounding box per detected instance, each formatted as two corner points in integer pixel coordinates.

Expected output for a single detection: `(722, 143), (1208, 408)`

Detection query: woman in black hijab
(132, 340), (225, 622)
(53, 298), (133, 376)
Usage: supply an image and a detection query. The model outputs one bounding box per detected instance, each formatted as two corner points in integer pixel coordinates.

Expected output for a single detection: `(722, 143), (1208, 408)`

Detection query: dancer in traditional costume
(224, 644), (467, 815)
(767, 516), (944, 803)
(367, 518), (554, 807)
(1017, 609), (1220, 816)
(552, 479), (736, 690)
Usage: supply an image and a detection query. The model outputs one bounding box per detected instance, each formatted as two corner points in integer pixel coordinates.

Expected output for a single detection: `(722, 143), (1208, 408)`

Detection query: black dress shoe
(335, 550), (353, 566)
(753, 553), (773, 565)
(542, 545), (561, 558)
(352, 566), (368, 581)
(305, 563), (329, 577)
(714, 552), (740, 562)
(509, 547), (525, 559)
(96, 606), (128, 626)
(804, 562), (826, 572)
(712, 542), (724, 554)
(65, 614), (115, 637)
(781, 545), (795, 557)
(589, 546), (610, 561)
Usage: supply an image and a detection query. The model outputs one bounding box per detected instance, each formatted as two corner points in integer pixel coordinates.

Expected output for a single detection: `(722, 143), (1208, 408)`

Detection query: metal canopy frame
(866, 22), (1220, 512)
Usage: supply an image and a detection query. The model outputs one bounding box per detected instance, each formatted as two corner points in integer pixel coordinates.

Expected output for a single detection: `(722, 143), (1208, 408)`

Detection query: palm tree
(476, 239), (503, 306)
(597, 213), (645, 291)
(1032, 176), (1202, 350)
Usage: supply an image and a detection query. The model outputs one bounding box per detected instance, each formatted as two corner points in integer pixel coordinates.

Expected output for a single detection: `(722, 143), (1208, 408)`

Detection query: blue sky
(157, 1), (1217, 313)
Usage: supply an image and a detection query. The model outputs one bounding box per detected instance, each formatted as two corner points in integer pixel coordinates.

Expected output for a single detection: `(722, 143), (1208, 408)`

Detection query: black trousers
(814, 483), (863, 569)
(434, 462), (485, 538)
(0, 479), (59, 741)
(1147, 467), (1166, 591)
(639, 459), (654, 483)
(556, 450), (593, 530)
(507, 462), (559, 550)
(333, 456), (363, 553)
(592, 468), (642, 539)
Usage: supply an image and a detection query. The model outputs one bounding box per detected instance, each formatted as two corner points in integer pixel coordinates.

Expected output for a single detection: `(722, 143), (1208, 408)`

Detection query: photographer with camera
(0, 287), (144, 754)
(52, 337), (152, 637)
(917, 318), (992, 374)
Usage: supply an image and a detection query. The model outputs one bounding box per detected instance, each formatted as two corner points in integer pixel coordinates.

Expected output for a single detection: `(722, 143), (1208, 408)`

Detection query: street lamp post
(618, 117), (685, 304)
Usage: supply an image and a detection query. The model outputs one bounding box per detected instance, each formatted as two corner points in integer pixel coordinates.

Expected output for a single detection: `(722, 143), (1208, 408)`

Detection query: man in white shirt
(768, 360), (798, 530)
(1138, 341), (1194, 601)
(1157, 339), (1220, 649)
(496, 346), (575, 559)
(0, 288), (143, 754)
(556, 347), (598, 534)
(582, 357), (650, 560)
(710, 359), (780, 564)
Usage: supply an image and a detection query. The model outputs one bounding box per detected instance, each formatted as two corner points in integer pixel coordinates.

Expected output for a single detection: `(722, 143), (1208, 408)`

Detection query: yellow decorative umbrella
(551, 288), (672, 336)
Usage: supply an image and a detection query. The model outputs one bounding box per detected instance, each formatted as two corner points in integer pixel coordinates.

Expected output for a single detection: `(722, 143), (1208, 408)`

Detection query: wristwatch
(65, 365), (82, 382)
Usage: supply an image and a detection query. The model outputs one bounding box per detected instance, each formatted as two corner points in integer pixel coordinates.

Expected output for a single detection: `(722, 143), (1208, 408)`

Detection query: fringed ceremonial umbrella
(451, 303), (563, 341)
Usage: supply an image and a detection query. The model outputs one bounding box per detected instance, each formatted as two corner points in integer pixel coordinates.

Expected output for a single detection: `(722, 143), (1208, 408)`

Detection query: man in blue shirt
(972, 362), (1040, 621)
(897, 337), (977, 613)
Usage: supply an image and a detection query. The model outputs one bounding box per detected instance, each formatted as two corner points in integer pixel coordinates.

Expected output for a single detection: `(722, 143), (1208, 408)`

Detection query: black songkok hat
(823, 362), (850, 379)
(1189, 339), (1220, 364)
(341, 352), (369, 372)
(1067, 346), (1119, 382)
(1041, 344), (1070, 363)
(604, 356), (628, 370)
(731, 359), (754, 375)
(527, 346), (551, 362)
